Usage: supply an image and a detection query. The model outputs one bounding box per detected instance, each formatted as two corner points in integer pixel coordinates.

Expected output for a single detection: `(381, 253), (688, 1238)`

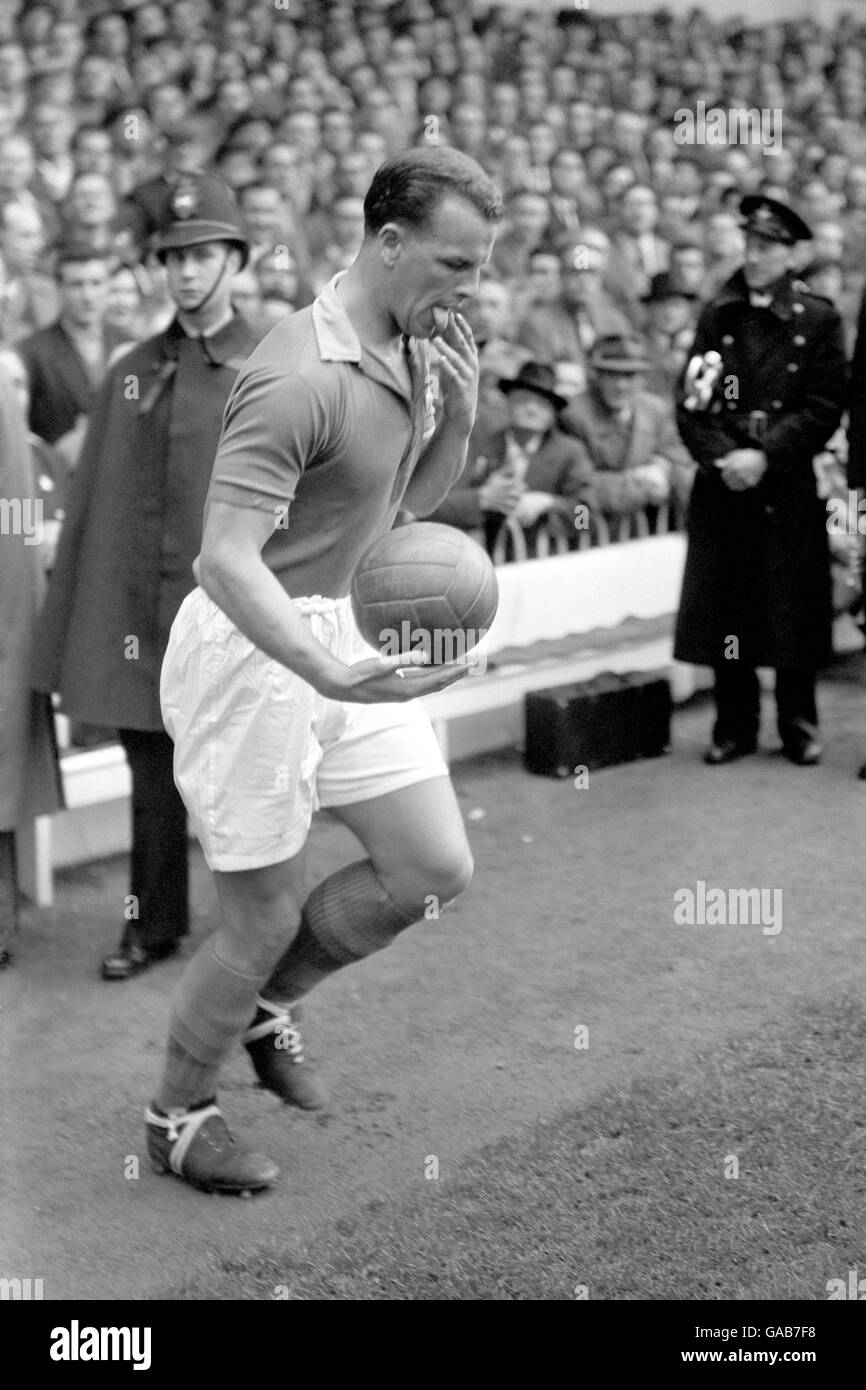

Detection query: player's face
(385, 195), (496, 340)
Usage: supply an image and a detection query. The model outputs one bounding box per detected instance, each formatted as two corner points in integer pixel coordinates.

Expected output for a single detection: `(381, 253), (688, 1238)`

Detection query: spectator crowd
(4, 0), (866, 549)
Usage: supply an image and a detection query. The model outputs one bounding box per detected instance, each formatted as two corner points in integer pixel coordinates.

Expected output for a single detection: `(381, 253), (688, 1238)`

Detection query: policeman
(674, 195), (847, 766)
(33, 174), (263, 978)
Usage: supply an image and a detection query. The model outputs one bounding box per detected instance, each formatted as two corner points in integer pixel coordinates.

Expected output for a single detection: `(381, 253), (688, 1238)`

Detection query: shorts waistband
(291, 594), (353, 617)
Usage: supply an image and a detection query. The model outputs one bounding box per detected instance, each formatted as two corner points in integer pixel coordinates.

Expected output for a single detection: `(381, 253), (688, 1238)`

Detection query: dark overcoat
(845, 283), (866, 489)
(32, 314), (261, 731)
(674, 270), (847, 668)
(0, 371), (63, 830)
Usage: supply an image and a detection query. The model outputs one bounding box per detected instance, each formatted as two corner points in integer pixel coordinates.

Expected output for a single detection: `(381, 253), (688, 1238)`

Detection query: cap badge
(170, 184), (198, 220)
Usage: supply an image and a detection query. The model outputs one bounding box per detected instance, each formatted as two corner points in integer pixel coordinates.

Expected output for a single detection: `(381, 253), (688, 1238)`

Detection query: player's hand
(433, 312), (479, 433)
(324, 651), (471, 703)
(716, 448), (767, 491)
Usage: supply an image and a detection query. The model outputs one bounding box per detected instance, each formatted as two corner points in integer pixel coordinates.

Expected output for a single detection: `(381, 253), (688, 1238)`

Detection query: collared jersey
(204, 274), (436, 599)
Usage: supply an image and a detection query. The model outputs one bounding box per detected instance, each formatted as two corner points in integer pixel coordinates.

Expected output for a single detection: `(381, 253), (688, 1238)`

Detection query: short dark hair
(363, 146), (503, 235)
(55, 242), (112, 276)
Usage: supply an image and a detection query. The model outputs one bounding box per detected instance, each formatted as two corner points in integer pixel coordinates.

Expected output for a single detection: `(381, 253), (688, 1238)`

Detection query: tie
(749, 292), (772, 308)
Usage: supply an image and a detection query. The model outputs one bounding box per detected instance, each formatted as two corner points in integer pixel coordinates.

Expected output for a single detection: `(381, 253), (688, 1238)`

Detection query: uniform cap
(153, 173), (249, 268)
(740, 195), (812, 246)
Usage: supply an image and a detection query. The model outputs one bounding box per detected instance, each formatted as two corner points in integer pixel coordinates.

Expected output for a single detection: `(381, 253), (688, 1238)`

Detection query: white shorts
(160, 587), (448, 871)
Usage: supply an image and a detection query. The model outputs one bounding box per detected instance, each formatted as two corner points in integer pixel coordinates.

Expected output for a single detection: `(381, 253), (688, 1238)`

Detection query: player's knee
(445, 845), (474, 899)
(417, 844), (474, 909)
(217, 912), (298, 977)
(216, 876), (302, 972)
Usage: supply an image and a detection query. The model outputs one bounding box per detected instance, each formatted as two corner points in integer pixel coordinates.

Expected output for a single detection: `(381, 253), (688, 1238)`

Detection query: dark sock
(263, 858), (417, 1003)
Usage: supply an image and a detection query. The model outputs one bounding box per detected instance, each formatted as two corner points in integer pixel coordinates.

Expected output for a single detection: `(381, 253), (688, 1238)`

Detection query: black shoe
(146, 1098), (279, 1194)
(704, 738), (757, 765)
(243, 999), (327, 1110)
(100, 941), (177, 981)
(0, 946), (12, 970)
(858, 762), (866, 781)
(783, 739), (822, 766)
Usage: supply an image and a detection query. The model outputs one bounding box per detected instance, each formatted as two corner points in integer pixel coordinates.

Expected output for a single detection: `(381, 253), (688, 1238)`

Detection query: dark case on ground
(524, 669), (672, 777)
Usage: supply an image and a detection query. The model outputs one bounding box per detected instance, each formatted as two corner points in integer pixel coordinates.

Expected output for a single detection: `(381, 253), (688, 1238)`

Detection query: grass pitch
(169, 993), (866, 1301)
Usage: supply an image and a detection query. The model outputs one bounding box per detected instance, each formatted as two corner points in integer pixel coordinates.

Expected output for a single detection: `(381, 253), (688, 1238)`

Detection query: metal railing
(484, 499), (685, 565)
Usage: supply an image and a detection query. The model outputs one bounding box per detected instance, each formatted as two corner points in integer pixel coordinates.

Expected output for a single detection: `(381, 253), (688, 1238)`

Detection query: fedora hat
(498, 360), (568, 411)
(641, 272), (699, 305)
(589, 334), (651, 373)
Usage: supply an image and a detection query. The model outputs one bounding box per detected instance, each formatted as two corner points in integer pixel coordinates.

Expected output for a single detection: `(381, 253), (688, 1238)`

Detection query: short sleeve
(206, 358), (331, 513)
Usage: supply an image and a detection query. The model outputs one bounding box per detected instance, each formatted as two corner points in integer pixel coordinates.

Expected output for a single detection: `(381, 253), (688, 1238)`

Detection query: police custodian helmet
(153, 172), (250, 268)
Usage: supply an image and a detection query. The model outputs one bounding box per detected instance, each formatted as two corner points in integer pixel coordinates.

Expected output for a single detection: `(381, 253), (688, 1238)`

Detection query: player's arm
(196, 502), (468, 703)
(403, 312), (479, 516)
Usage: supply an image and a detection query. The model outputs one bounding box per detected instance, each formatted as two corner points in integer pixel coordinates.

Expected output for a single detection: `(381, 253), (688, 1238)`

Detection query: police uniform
(33, 176), (263, 976)
(674, 197), (847, 764)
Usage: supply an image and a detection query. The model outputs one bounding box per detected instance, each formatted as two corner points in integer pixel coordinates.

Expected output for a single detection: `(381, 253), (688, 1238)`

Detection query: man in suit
(432, 360), (596, 550)
(33, 174), (262, 981)
(518, 241), (632, 392)
(559, 334), (695, 522)
(490, 187), (551, 283)
(17, 244), (129, 466)
(0, 200), (57, 344)
(604, 184), (670, 328)
(674, 196), (847, 767)
(640, 273), (701, 403)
